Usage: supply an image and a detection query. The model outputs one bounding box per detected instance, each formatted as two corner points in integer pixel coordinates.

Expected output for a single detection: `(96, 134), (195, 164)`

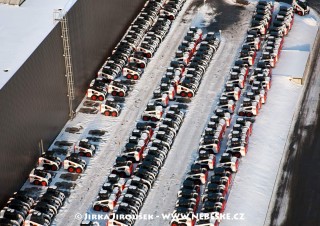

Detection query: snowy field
(273, 50), (309, 79)
(136, 2), (319, 226)
(0, 0), (76, 89)
(134, 2), (254, 226)
(51, 0), (255, 225)
(221, 5), (320, 226)
(273, 10), (319, 79)
(51, 0), (206, 225)
(220, 76), (302, 226)
(11, 1), (320, 226)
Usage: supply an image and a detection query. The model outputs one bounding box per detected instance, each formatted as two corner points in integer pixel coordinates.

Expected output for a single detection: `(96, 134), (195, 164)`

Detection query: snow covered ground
(12, 1), (320, 226)
(0, 0), (76, 89)
(134, 2), (254, 226)
(273, 50), (309, 79)
(220, 76), (302, 226)
(51, 1), (254, 225)
(273, 10), (319, 80)
(221, 6), (320, 226)
(49, 0), (205, 225)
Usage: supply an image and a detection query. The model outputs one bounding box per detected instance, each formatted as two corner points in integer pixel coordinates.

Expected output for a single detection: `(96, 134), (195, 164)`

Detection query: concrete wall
(0, 0), (145, 206)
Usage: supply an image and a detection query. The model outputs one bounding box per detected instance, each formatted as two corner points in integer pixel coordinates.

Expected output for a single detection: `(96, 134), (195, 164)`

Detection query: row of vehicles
(86, 0), (187, 118)
(239, 1), (295, 117)
(85, 26), (220, 226)
(236, 0), (274, 118)
(0, 1), (185, 225)
(28, 138), (96, 188)
(170, 1), (297, 225)
(176, 31), (220, 98)
(138, 26), (220, 123)
(0, 187), (66, 226)
(2, 0), (305, 225)
(107, 105), (186, 226)
(93, 105), (185, 226)
(0, 133), (97, 225)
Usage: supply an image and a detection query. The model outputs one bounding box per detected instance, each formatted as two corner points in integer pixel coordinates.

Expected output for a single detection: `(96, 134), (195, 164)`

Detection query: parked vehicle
(38, 152), (62, 171)
(216, 153), (239, 172)
(25, 211), (50, 226)
(293, 0), (309, 16)
(123, 62), (143, 80)
(29, 167), (52, 186)
(108, 80), (128, 97)
(92, 188), (120, 212)
(222, 83), (241, 101)
(63, 153), (86, 173)
(238, 98), (259, 117)
(100, 99), (122, 117)
(87, 78), (108, 101)
(141, 103), (163, 121)
(74, 139), (96, 157)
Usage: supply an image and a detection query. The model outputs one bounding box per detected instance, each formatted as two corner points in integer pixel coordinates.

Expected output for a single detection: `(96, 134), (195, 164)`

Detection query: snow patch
(221, 8), (320, 226)
(273, 50), (309, 78)
(221, 76), (303, 226)
(282, 13), (319, 51)
(224, 0), (237, 5)
(134, 3), (253, 225)
(302, 17), (318, 27)
(0, 0), (77, 90)
(224, 0), (250, 6)
(192, 3), (218, 28)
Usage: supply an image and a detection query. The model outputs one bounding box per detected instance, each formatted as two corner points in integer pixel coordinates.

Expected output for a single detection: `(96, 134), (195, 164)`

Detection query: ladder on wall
(54, 9), (75, 119)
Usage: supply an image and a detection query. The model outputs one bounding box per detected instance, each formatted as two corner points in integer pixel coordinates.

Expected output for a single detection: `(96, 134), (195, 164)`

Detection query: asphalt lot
(205, 0), (248, 31)
(269, 1), (320, 225)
